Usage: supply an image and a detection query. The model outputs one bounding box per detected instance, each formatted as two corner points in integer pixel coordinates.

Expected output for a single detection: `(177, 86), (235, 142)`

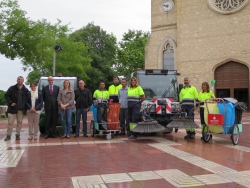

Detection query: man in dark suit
(42, 76), (59, 139)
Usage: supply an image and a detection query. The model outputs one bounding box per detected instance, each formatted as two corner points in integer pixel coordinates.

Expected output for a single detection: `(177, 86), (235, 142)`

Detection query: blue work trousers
(128, 103), (141, 137)
(181, 108), (195, 134)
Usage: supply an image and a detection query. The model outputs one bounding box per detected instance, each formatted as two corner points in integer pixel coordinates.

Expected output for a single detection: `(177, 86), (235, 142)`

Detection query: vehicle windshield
(38, 78), (77, 92)
(137, 72), (178, 101)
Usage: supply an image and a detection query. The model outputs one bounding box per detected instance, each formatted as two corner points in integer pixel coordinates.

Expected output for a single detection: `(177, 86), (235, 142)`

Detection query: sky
(0, 0), (151, 91)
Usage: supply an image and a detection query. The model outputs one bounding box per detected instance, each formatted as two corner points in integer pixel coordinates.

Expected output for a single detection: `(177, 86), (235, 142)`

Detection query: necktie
(50, 86), (52, 95)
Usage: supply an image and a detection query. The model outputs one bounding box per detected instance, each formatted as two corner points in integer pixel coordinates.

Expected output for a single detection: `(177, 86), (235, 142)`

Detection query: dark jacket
(42, 85), (60, 111)
(74, 88), (92, 108)
(5, 84), (29, 114)
(26, 92), (43, 111)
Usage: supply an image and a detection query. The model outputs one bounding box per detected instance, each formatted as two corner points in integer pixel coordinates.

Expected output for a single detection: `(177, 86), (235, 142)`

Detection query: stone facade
(145, 0), (250, 98)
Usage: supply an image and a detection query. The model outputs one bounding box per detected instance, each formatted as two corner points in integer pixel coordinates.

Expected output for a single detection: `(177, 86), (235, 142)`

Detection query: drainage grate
(193, 174), (232, 185)
(128, 171), (162, 181)
(72, 175), (106, 188)
(0, 150), (25, 168)
(101, 173), (133, 183)
(154, 169), (204, 187)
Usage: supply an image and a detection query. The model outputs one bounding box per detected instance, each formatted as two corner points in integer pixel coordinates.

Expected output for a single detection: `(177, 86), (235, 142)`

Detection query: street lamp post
(53, 44), (63, 76)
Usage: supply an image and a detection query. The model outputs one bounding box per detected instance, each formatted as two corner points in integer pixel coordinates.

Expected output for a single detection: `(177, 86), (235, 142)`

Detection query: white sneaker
(28, 135), (33, 140)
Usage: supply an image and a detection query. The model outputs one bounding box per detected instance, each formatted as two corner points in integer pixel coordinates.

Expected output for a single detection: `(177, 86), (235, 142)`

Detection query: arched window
(163, 43), (174, 70)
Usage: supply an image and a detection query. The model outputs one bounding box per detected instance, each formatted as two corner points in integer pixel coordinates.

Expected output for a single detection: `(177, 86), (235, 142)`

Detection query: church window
(163, 43), (174, 70)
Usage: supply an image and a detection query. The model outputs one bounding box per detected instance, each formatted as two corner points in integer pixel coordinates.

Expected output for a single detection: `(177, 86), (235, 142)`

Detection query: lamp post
(53, 44), (63, 76)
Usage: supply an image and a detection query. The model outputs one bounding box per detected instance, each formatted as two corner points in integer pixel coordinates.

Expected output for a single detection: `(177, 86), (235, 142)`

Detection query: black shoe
(44, 135), (50, 139)
(175, 128), (178, 133)
(118, 132), (125, 135)
(16, 134), (20, 140)
(184, 134), (191, 139)
(74, 134), (79, 138)
(50, 134), (56, 138)
(127, 131), (131, 137)
(4, 136), (11, 141)
(83, 134), (88, 137)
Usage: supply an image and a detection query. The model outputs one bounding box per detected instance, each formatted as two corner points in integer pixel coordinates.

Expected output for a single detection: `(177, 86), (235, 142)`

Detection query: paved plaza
(0, 112), (250, 188)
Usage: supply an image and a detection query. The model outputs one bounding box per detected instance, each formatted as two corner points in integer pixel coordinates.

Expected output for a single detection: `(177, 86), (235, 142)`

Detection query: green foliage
(0, 90), (7, 105)
(0, 0), (91, 85)
(70, 22), (117, 92)
(116, 30), (150, 76)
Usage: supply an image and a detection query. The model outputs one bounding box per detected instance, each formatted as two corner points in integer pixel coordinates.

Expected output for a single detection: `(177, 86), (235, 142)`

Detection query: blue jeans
(76, 108), (87, 135)
(60, 108), (73, 135)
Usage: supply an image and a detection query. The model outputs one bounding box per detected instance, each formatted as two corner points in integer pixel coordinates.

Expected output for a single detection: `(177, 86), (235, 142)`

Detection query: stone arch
(214, 60), (249, 108)
(157, 36), (177, 69)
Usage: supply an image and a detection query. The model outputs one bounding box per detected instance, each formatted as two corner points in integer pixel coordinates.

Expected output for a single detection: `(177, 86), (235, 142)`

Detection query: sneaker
(128, 135), (137, 140)
(34, 136), (37, 140)
(184, 134), (191, 139)
(28, 135), (33, 140)
(83, 134), (88, 138)
(16, 135), (20, 140)
(4, 136), (11, 141)
(190, 134), (195, 139)
(74, 134), (79, 138)
(118, 132), (125, 135)
(127, 131), (131, 137)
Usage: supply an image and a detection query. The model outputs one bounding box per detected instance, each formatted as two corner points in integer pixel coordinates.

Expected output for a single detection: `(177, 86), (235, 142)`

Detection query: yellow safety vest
(127, 86), (144, 102)
(108, 84), (122, 96)
(180, 86), (199, 108)
(93, 89), (109, 102)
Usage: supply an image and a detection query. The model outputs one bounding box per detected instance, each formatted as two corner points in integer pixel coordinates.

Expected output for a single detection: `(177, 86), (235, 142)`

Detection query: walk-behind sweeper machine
(128, 69), (199, 134)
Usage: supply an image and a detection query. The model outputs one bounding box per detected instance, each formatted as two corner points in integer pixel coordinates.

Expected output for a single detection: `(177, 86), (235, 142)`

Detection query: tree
(70, 22), (117, 92)
(0, 0), (92, 84)
(115, 30), (150, 76)
(0, 90), (7, 105)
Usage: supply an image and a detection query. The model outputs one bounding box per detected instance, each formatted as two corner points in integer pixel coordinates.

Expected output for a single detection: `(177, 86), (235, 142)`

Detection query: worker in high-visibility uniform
(108, 76), (122, 99)
(93, 82), (109, 102)
(198, 81), (215, 139)
(180, 77), (199, 139)
(93, 82), (109, 126)
(127, 77), (145, 139)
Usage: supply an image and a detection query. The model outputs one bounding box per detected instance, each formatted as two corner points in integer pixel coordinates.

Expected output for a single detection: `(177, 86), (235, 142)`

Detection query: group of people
(3, 74), (214, 141)
(4, 76), (92, 141)
(180, 77), (215, 139)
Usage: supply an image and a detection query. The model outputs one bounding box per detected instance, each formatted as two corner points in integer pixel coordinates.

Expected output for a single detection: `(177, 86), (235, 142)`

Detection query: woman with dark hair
(127, 77), (145, 139)
(26, 82), (43, 140)
(198, 82), (215, 139)
(57, 80), (75, 139)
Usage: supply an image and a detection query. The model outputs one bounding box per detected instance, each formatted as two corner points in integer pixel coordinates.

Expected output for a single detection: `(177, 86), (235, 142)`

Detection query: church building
(145, 0), (250, 108)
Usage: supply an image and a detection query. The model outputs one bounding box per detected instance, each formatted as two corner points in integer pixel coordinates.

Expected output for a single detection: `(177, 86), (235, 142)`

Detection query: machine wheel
(90, 120), (95, 137)
(39, 126), (46, 134)
(202, 125), (211, 142)
(106, 134), (112, 140)
(231, 124), (240, 145)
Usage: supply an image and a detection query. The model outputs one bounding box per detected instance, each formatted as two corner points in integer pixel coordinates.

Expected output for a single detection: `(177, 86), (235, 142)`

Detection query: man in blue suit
(42, 76), (59, 139)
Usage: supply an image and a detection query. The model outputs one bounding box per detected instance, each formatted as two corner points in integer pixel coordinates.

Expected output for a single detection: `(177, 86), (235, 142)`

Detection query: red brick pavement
(0, 112), (249, 187)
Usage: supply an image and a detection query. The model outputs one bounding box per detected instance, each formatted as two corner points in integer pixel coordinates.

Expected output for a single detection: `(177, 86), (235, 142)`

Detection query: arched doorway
(215, 61), (249, 108)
